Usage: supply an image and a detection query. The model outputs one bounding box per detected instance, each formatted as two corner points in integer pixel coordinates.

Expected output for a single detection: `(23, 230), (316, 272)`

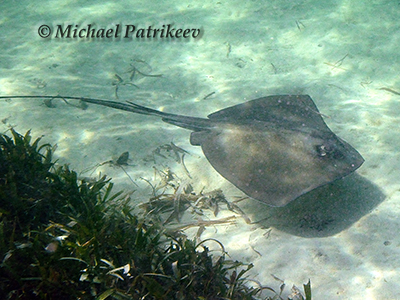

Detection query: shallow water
(1, 0), (400, 298)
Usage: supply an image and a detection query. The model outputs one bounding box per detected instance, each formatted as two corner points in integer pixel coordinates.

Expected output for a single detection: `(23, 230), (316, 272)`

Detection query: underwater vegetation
(0, 128), (311, 299)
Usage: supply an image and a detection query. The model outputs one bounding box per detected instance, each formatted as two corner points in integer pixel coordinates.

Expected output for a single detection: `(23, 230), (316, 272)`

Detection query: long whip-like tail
(0, 95), (212, 131)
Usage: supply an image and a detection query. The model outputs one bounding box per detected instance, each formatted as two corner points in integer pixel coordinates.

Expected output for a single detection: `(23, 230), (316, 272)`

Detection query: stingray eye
(315, 144), (345, 159)
(315, 144), (330, 157)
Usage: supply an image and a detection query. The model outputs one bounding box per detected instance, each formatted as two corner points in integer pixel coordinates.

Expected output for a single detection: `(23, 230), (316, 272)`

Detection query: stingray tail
(80, 98), (212, 131)
(0, 95), (212, 132)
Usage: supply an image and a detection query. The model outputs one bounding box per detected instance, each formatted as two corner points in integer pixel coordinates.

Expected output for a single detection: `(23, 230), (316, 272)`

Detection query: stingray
(1, 95), (364, 206)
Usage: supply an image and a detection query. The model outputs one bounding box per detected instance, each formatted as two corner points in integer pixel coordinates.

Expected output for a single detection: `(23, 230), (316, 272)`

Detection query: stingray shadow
(243, 173), (385, 238)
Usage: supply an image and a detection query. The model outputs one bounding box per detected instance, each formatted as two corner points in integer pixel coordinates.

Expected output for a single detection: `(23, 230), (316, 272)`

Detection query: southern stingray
(0, 95), (364, 207)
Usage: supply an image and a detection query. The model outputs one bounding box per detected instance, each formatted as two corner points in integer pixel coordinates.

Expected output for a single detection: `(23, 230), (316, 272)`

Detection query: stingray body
(1, 94), (364, 206)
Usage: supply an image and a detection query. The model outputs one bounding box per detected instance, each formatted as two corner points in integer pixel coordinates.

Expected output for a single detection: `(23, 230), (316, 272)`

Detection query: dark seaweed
(0, 129), (311, 300)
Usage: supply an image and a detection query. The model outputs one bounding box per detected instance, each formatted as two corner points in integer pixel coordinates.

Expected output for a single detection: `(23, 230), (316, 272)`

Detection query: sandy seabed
(1, 0), (400, 299)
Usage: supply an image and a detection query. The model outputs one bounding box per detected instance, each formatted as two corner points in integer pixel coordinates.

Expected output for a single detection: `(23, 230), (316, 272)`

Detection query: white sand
(1, 0), (400, 298)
